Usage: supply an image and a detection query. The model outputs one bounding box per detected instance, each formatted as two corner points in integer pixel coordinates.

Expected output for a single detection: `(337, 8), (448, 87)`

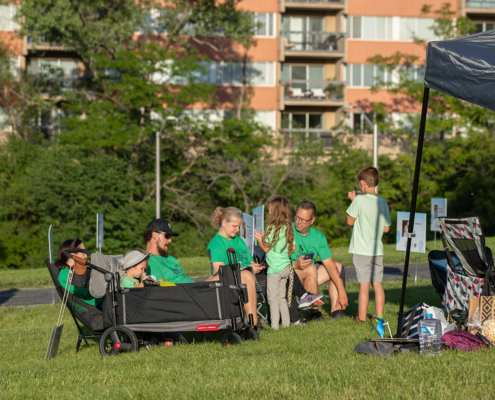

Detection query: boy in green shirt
(347, 166), (391, 322)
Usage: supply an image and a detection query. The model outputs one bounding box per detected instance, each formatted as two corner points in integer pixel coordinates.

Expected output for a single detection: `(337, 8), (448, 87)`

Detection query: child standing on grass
(254, 196), (295, 330)
(347, 166), (391, 322)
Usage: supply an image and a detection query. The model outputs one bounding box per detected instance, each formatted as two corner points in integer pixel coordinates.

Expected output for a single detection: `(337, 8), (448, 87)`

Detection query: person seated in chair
(56, 238), (101, 307)
(119, 249), (150, 288)
(143, 218), (260, 328)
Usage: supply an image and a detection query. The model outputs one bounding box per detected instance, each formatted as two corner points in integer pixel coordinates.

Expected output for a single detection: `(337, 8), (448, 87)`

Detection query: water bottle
(419, 314), (442, 356)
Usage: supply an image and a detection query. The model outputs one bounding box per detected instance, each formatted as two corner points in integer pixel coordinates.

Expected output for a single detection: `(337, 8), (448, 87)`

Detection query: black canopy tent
(397, 29), (495, 336)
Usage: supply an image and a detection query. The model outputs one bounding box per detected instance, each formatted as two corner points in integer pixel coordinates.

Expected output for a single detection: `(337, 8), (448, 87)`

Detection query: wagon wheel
(99, 326), (138, 356)
(221, 332), (243, 348)
(239, 327), (260, 342)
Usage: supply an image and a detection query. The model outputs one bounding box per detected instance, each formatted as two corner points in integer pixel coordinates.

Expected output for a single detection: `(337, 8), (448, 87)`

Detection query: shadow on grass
(320, 279), (443, 325)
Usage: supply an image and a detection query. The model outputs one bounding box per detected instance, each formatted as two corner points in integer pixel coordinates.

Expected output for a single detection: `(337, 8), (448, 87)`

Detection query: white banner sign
(253, 205), (264, 236)
(96, 214), (104, 250)
(431, 198), (447, 232)
(241, 213), (254, 256)
(396, 212), (427, 253)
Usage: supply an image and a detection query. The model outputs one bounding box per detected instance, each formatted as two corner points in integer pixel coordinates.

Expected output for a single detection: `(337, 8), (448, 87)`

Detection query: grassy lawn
(2, 235), (495, 290)
(1, 279), (494, 399)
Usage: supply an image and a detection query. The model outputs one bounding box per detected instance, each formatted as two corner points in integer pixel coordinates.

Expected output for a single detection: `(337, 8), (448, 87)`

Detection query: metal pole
(156, 130), (160, 219)
(397, 87), (430, 337)
(373, 123), (378, 169)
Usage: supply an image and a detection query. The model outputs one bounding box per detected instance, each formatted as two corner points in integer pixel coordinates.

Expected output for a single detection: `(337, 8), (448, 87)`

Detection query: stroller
(46, 248), (259, 356)
(436, 216), (495, 313)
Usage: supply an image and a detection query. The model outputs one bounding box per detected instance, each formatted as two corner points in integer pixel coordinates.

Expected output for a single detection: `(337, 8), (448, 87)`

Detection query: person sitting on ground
(143, 217), (260, 327)
(207, 206), (324, 326)
(56, 237), (101, 307)
(290, 201), (349, 321)
(254, 196), (295, 330)
(347, 166), (391, 322)
(120, 249), (150, 288)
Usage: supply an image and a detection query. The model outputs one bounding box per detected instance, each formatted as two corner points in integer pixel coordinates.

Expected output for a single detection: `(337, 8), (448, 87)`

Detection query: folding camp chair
(427, 250), (460, 300)
(437, 216), (495, 313)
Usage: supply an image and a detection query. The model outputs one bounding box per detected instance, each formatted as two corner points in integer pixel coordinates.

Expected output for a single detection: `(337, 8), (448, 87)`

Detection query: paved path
(0, 263), (430, 308)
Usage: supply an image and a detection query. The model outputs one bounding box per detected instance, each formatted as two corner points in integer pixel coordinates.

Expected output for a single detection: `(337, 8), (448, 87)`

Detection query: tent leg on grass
(397, 87), (430, 337)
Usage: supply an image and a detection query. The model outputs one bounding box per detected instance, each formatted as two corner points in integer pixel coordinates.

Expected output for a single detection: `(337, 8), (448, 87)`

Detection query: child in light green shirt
(254, 196), (295, 330)
(120, 249), (150, 288)
(347, 166), (391, 322)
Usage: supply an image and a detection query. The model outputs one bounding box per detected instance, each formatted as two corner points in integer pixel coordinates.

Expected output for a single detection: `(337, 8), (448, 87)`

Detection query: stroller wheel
(221, 332), (243, 348)
(239, 327), (260, 342)
(99, 326), (138, 356)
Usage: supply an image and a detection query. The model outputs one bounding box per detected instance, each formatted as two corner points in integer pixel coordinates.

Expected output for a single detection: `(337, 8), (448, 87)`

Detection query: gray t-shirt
(346, 194), (391, 256)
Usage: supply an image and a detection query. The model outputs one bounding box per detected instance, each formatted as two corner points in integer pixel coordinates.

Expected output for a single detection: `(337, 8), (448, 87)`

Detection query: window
(349, 15), (435, 41)
(347, 64), (424, 87)
(254, 111), (276, 130)
(27, 59), (78, 77)
(281, 113), (323, 130)
(154, 61), (275, 86)
(474, 22), (495, 33)
(255, 13), (276, 37)
(8, 56), (21, 78)
(0, 5), (19, 31)
(0, 107), (11, 132)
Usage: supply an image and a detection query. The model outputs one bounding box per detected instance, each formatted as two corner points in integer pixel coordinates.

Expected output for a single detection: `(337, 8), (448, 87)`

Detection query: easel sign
(241, 213), (254, 256)
(431, 198), (447, 232)
(96, 214), (104, 253)
(252, 205), (264, 236)
(396, 212), (427, 254)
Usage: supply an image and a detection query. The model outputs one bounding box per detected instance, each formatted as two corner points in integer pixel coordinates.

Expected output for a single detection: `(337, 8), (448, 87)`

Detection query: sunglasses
(156, 232), (172, 239)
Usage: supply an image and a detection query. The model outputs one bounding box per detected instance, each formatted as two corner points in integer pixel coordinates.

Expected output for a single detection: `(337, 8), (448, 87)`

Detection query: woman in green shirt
(207, 206), (264, 327)
(56, 238), (101, 307)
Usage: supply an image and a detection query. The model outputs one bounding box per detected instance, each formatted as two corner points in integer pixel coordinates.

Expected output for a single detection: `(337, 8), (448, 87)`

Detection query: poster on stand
(241, 213), (254, 256)
(431, 198), (447, 232)
(252, 205), (264, 236)
(396, 212), (427, 253)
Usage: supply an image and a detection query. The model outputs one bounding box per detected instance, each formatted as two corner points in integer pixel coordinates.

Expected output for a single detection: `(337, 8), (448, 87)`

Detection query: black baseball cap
(146, 218), (179, 236)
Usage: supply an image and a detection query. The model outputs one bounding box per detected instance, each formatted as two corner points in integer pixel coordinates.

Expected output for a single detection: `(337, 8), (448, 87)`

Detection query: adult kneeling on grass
(143, 217), (260, 328)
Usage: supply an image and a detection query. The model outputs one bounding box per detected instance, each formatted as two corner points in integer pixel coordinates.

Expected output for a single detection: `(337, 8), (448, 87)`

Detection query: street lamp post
(156, 116), (177, 219)
(340, 103), (379, 191)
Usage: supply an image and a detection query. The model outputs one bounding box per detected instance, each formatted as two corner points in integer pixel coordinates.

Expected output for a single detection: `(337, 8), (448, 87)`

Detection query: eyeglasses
(294, 215), (312, 223)
(156, 231), (172, 239)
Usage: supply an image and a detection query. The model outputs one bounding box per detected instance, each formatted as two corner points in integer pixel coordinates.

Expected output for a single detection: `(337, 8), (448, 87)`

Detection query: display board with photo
(430, 198), (447, 232)
(253, 205), (264, 236)
(241, 213), (254, 256)
(396, 212), (427, 253)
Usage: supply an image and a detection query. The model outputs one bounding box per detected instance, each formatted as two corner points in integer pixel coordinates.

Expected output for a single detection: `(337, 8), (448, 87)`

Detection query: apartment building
(1, 1), (494, 144)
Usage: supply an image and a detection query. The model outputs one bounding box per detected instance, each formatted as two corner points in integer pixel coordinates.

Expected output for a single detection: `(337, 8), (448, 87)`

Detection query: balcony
(466, 0), (495, 8)
(285, 0), (345, 11)
(465, 0), (495, 16)
(281, 79), (345, 107)
(281, 31), (345, 59)
(27, 37), (64, 51)
(281, 129), (334, 149)
(27, 75), (93, 97)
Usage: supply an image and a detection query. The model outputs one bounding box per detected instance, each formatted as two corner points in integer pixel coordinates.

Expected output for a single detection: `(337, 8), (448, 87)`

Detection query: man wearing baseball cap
(144, 218), (195, 284)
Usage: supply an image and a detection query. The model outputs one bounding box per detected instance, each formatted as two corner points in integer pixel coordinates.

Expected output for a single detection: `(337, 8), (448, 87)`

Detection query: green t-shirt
(346, 194), (391, 256)
(289, 223), (333, 262)
(58, 268), (101, 306)
(207, 233), (253, 268)
(265, 225), (294, 274)
(147, 254), (195, 284)
(121, 276), (139, 288)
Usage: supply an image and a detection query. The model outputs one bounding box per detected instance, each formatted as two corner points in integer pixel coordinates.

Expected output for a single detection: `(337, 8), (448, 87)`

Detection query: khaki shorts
(353, 254), (384, 283)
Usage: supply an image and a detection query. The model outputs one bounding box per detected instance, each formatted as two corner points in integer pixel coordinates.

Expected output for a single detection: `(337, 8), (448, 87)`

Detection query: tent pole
(396, 87), (430, 337)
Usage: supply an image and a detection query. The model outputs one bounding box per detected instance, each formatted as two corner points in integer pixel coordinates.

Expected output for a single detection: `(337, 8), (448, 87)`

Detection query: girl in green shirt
(254, 196), (294, 329)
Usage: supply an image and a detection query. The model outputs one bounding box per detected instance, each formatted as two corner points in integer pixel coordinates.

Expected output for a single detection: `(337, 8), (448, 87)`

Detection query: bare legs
(358, 281), (384, 321)
(317, 262), (343, 313)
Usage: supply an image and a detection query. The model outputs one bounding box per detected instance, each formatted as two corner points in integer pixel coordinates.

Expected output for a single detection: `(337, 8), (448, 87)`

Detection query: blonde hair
(211, 207), (243, 230)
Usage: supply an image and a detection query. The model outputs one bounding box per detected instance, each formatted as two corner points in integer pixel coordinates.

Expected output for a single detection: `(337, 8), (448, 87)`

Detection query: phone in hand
(304, 253), (314, 261)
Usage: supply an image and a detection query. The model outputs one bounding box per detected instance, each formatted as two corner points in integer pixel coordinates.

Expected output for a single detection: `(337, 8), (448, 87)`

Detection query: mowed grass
(1, 279), (494, 399)
(2, 235), (495, 290)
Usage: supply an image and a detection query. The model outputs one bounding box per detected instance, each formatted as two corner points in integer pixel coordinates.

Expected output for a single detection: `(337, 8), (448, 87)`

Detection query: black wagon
(45, 248), (259, 356)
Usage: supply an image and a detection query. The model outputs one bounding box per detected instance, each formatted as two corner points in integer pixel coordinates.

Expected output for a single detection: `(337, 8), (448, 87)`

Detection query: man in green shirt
(291, 201), (348, 320)
(143, 218), (195, 284)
